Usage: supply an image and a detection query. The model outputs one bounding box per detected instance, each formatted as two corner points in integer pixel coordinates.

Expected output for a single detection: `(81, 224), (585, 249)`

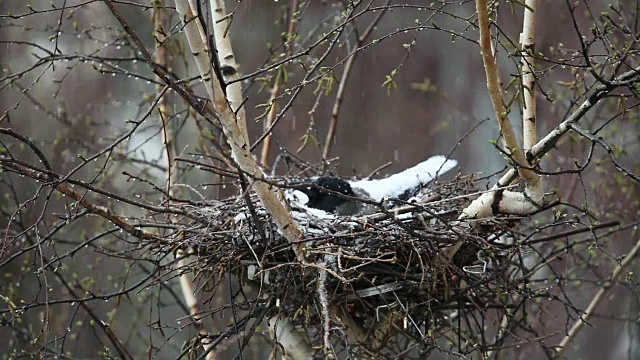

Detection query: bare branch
(555, 237), (640, 355)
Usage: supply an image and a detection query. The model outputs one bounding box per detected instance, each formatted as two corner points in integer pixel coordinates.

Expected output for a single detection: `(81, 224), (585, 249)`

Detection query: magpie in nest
(287, 155), (458, 216)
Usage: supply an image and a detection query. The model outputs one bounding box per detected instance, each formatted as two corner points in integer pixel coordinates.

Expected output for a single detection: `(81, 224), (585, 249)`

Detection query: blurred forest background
(0, 0), (639, 359)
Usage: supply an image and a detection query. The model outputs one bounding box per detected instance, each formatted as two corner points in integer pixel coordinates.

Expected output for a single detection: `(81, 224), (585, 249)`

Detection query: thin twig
(260, 0), (299, 167)
(321, 0), (392, 160)
(555, 237), (640, 355)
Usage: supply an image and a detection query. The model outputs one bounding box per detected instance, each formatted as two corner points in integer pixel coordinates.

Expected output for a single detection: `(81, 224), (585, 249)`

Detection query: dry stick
(154, 2), (177, 197)
(259, 70), (284, 168)
(555, 237), (640, 356)
(321, 42), (357, 161)
(317, 268), (334, 358)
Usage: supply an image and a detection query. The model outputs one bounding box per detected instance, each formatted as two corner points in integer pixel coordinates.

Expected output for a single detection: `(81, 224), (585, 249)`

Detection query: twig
(260, 0), (299, 167)
(555, 237), (640, 355)
(529, 65), (640, 157)
(569, 123), (640, 183)
(154, 3), (217, 358)
(1, 161), (161, 241)
(322, 0), (392, 160)
(317, 268), (335, 358)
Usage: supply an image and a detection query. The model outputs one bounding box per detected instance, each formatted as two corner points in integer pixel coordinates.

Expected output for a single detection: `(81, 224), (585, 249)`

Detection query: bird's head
(290, 176), (357, 214)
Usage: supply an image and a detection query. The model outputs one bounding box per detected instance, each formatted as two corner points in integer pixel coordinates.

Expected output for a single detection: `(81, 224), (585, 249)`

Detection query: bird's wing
(350, 155), (457, 201)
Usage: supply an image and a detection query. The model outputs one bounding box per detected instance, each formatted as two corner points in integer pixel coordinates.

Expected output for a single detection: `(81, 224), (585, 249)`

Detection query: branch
(520, 0), (538, 152)
(172, 0), (305, 257)
(475, 0), (537, 184)
(154, 3), (217, 358)
(555, 237), (640, 355)
(260, 0), (299, 167)
(322, 0), (391, 160)
(471, 63), (640, 216)
(259, 70), (284, 168)
(102, 0), (223, 134)
(171, 3), (316, 356)
(569, 123), (640, 183)
(177, 252), (217, 357)
(463, 0), (543, 219)
(1, 161), (161, 241)
(210, 0), (249, 144)
(530, 65), (640, 156)
(268, 313), (315, 359)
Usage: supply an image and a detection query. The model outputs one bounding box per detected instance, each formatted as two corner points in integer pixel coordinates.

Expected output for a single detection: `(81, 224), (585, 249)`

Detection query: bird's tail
(350, 155), (458, 201)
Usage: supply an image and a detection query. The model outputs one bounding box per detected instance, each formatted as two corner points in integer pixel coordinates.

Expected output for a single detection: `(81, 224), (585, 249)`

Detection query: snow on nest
(350, 155), (457, 201)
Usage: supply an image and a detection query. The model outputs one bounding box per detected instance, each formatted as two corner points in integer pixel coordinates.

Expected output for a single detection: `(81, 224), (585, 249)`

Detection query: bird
(287, 155), (457, 216)
(289, 176), (376, 216)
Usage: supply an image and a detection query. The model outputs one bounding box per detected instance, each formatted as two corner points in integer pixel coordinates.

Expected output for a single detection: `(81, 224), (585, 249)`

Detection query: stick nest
(177, 175), (527, 354)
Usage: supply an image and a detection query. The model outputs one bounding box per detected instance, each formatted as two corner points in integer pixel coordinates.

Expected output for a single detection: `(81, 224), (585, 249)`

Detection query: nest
(178, 175), (527, 356)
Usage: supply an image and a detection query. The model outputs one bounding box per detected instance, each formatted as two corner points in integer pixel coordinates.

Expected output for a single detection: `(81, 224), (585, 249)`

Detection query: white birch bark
(174, 2), (314, 358)
(210, 0), (249, 145)
(463, 0), (543, 219)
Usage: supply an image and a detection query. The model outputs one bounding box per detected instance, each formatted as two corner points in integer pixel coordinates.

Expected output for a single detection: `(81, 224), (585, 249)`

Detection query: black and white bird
(286, 155), (457, 217)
